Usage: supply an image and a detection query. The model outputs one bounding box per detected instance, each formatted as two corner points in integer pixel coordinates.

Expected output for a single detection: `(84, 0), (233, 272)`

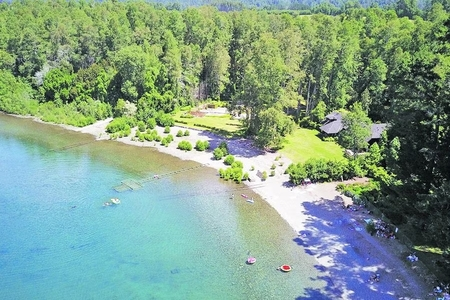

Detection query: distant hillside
(147, 0), (425, 10)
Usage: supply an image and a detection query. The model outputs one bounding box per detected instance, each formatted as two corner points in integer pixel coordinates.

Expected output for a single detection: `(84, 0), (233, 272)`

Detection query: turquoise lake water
(0, 114), (325, 299)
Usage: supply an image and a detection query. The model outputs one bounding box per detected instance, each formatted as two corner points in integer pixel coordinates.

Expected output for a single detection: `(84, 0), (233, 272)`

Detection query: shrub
(347, 158), (367, 178)
(144, 130), (158, 141)
(218, 155), (244, 183)
(366, 221), (376, 236)
(176, 130), (184, 137)
(184, 130), (190, 136)
(218, 141), (228, 155)
(262, 171), (268, 181)
(250, 166), (255, 171)
(178, 140), (192, 151)
(124, 116), (137, 128)
(219, 168), (230, 180)
(323, 137), (336, 142)
(144, 133), (153, 141)
(156, 113), (174, 127)
(106, 117), (130, 134)
(161, 137), (170, 147)
(219, 165), (243, 183)
(213, 148), (224, 160)
(180, 112), (194, 118)
(271, 163), (276, 170)
(164, 126), (171, 133)
(270, 170), (275, 177)
(224, 155), (235, 165)
(286, 158), (349, 184)
(146, 118), (156, 129)
(154, 135), (162, 142)
(137, 121), (146, 132)
(231, 161), (243, 169)
(166, 134), (174, 143)
(233, 168), (243, 183)
(195, 140), (210, 151)
(242, 172), (249, 181)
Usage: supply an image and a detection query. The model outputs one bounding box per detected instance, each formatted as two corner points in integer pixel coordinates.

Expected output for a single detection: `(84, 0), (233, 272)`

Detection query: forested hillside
(1, 0), (449, 278)
(146, 0), (438, 14)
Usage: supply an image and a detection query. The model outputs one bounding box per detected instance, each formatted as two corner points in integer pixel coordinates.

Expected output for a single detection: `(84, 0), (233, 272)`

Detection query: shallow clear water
(0, 114), (325, 299)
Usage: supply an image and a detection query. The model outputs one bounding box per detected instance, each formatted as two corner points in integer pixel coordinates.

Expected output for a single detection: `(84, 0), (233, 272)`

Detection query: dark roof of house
(319, 119), (344, 134)
(319, 111), (388, 139)
(324, 112), (342, 121)
(320, 112), (343, 134)
(369, 123), (388, 140)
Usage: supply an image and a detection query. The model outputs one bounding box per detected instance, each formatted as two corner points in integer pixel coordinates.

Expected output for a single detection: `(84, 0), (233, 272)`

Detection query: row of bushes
(285, 153), (388, 185)
(286, 158), (350, 184)
(214, 143), (250, 184)
(107, 117), (135, 138)
(176, 129), (190, 137)
(135, 129), (161, 142)
(193, 123), (220, 131)
(177, 140), (211, 151)
(219, 160), (249, 184)
(195, 140), (210, 151)
(336, 181), (380, 197)
(180, 113), (194, 119)
(161, 134), (174, 147)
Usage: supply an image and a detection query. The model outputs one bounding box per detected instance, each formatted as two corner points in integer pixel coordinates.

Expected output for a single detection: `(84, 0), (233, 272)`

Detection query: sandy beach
(68, 117), (434, 299)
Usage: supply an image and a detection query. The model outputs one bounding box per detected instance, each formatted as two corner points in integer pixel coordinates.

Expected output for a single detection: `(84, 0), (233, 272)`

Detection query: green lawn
(173, 110), (343, 163)
(280, 128), (344, 163)
(173, 111), (243, 137)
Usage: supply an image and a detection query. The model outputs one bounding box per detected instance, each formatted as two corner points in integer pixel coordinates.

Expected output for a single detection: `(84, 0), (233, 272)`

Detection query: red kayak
(241, 194), (248, 198)
(279, 264), (292, 272)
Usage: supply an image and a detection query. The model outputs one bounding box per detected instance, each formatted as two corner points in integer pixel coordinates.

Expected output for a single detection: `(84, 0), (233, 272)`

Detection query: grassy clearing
(173, 111), (243, 137)
(173, 110), (343, 163)
(280, 128), (344, 163)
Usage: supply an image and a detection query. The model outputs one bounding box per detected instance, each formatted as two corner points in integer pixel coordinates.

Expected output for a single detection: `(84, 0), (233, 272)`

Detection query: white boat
(246, 198), (254, 203)
(111, 198), (120, 204)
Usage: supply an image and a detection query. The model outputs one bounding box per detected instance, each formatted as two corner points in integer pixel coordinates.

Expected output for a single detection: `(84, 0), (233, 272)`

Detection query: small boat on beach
(279, 264), (292, 272)
(246, 198), (254, 204)
(247, 257), (256, 264)
(241, 194), (248, 198)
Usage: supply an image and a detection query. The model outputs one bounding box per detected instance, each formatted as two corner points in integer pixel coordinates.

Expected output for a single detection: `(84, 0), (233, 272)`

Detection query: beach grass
(280, 128), (344, 163)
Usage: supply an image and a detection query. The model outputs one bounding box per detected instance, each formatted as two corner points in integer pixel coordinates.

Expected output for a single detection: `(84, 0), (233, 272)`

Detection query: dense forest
(0, 0), (449, 279)
(113, 0), (450, 15)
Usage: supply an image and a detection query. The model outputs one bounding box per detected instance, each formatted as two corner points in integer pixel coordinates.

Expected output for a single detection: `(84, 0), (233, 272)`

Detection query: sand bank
(66, 119), (432, 299)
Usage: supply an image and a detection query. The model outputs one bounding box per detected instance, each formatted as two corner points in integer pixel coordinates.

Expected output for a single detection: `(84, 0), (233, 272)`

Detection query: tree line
(0, 0), (450, 277)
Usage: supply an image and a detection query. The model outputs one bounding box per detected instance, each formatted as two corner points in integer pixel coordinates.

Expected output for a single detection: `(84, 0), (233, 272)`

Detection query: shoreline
(36, 117), (433, 298)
